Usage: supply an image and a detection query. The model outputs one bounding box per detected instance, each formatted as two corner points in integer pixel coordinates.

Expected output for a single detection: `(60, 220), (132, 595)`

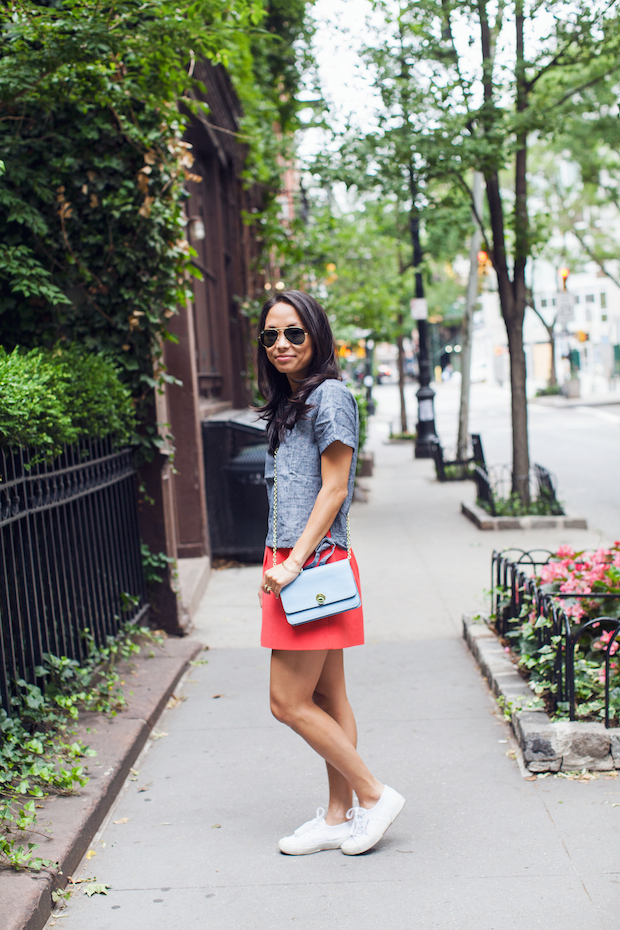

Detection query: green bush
(478, 492), (564, 517)
(0, 344), (136, 457)
(535, 384), (562, 396)
(347, 383), (368, 455)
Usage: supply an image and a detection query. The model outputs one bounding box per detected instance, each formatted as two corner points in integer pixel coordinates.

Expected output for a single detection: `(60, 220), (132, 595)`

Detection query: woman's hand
(260, 561), (301, 600)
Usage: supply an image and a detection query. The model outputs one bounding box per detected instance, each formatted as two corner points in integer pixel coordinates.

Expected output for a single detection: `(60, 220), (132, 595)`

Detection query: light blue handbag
(272, 449), (361, 627)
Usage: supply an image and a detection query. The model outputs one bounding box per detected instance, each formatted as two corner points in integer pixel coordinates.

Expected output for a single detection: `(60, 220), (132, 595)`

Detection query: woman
(257, 289), (405, 856)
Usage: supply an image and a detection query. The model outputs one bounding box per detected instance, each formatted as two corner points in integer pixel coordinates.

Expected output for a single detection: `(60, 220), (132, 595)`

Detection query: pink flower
(563, 603), (586, 621)
(559, 574), (591, 595)
(540, 561), (569, 583)
(587, 564), (607, 582)
(556, 545), (575, 559)
(597, 661), (617, 685)
(593, 630), (620, 655)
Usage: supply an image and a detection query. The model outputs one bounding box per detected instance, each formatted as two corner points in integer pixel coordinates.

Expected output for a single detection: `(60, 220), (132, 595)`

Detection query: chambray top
(264, 379), (359, 551)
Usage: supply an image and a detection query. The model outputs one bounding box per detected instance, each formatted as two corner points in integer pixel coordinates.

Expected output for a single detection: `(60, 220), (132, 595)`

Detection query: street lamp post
(411, 298), (439, 458)
(409, 210), (439, 458)
(364, 338), (376, 416)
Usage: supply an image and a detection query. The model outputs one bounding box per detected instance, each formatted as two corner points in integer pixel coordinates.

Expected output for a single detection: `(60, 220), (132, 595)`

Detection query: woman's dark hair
(256, 290), (341, 453)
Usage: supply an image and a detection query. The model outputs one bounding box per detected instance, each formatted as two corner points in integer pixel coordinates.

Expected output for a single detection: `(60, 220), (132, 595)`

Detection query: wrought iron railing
(476, 465), (564, 517)
(0, 437), (148, 714)
(491, 549), (620, 727)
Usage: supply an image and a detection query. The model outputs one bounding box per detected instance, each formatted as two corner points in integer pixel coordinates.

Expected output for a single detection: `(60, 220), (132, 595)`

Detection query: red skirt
(260, 545), (364, 650)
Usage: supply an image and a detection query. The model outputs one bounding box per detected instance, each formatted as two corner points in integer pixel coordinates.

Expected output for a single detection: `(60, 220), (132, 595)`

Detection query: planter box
(461, 500), (587, 531)
(463, 615), (620, 773)
(357, 451), (374, 477)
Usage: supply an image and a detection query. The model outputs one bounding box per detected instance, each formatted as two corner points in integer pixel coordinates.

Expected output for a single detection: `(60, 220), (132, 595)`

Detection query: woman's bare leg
(312, 650), (357, 824)
(270, 648), (383, 814)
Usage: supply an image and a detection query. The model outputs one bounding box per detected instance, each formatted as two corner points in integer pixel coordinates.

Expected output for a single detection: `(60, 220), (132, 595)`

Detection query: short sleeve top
(264, 379), (359, 551)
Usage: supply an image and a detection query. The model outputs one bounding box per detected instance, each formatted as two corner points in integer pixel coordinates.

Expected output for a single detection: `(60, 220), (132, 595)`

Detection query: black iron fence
(476, 464), (564, 517)
(0, 437), (148, 714)
(491, 549), (620, 727)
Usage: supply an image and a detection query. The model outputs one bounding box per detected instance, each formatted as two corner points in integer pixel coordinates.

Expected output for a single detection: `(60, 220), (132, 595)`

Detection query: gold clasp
(316, 593), (326, 605)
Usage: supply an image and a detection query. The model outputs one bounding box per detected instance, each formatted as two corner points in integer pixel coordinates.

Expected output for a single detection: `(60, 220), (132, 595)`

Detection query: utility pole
(457, 171), (484, 460)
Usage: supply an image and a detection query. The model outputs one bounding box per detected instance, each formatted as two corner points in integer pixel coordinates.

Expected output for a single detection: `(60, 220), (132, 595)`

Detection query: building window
(586, 294), (595, 303)
(552, 298), (556, 306)
(574, 294), (580, 303)
(601, 292), (607, 309)
(541, 298), (547, 308)
(602, 314), (608, 321)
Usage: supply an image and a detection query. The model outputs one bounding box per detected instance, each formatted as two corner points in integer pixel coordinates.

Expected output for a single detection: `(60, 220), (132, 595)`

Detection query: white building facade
(470, 258), (620, 397)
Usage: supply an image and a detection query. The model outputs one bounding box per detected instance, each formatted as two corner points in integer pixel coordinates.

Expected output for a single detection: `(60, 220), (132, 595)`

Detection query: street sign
(555, 291), (576, 323)
(418, 398), (434, 421)
(410, 298), (428, 320)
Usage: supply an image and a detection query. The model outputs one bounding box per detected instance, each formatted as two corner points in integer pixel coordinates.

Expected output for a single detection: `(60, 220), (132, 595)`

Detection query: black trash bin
(202, 411), (268, 563)
(223, 444), (269, 562)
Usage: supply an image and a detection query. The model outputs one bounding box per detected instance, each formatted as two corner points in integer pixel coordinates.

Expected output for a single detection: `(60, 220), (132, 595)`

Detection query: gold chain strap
(272, 447), (351, 567)
(273, 448), (278, 568)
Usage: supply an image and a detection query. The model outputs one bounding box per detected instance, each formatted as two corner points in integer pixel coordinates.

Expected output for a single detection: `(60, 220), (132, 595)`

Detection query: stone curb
(461, 500), (588, 531)
(463, 615), (620, 773)
(0, 636), (202, 930)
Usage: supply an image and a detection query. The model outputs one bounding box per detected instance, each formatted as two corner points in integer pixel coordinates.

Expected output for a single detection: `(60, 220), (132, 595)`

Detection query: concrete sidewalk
(53, 418), (618, 930)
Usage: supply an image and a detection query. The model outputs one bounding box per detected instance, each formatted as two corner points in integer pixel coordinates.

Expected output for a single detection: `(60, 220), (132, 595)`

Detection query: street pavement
(51, 383), (620, 930)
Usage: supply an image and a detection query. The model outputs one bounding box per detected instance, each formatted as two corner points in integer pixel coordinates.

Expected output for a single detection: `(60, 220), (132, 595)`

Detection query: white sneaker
(341, 786), (406, 855)
(278, 808), (352, 855)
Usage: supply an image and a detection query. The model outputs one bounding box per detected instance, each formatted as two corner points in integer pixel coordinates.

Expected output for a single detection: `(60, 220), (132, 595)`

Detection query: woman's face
(263, 302), (314, 389)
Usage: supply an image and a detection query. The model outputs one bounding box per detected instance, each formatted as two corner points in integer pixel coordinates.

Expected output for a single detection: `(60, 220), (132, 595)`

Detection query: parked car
(376, 364), (393, 383)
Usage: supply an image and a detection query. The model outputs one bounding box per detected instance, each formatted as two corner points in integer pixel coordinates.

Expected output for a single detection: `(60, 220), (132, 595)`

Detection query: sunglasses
(259, 326), (309, 348)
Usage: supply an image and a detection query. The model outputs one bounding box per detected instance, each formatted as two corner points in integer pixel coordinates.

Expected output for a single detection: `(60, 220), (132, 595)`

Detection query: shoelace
(294, 807), (326, 835)
(346, 806), (369, 838)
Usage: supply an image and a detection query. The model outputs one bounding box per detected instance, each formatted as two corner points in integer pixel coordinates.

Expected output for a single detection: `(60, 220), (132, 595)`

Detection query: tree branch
(451, 170), (492, 256)
(525, 290), (555, 337)
(548, 67), (620, 112)
(572, 227), (620, 289)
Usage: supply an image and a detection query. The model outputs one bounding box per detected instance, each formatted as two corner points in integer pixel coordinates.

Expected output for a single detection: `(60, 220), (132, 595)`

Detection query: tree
(457, 171), (484, 460)
(345, 0), (620, 500)
(281, 198), (413, 429)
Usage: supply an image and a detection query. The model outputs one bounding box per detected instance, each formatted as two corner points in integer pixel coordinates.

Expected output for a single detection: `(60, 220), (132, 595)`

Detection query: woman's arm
(260, 440), (353, 599)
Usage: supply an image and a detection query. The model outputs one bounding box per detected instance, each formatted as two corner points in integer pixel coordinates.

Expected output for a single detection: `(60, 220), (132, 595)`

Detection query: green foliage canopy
(0, 0), (312, 456)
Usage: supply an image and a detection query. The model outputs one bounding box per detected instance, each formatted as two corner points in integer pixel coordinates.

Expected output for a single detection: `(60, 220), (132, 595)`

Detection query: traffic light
(477, 250), (491, 276)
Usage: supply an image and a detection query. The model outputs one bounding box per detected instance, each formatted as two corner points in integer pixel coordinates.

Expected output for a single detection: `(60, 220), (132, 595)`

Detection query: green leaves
(0, 621), (162, 871)
(0, 344), (136, 456)
(84, 882), (110, 897)
(0, 0), (313, 458)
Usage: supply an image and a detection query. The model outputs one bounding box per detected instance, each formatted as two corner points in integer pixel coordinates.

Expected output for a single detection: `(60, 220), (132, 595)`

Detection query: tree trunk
(396, 324), (408, 434)
(479, 0), (531, 503)
(510, 0), (531, 501)
(457, 171), (483, 460)
(548, 331), (557, 387)
(506, 315), (530, 500)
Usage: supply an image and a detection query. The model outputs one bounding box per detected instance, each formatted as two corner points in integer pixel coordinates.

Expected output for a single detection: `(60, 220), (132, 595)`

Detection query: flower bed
(496, 543), (620, 725)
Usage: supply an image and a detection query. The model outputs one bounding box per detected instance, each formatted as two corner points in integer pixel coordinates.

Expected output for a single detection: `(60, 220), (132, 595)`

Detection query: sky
(297, 0), (382, 160)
